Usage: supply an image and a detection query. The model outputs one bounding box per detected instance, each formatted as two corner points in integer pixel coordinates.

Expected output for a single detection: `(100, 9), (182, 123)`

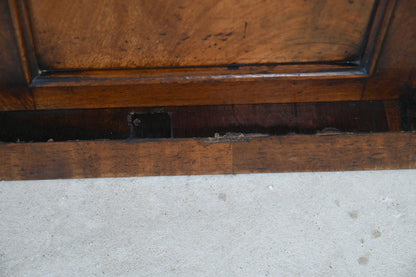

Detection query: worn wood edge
(0, 132), (414, 181)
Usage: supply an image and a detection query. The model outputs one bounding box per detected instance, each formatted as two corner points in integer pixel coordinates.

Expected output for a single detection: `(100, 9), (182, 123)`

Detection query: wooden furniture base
(1, 0), (415, 180)
(1, 99), (415, 180)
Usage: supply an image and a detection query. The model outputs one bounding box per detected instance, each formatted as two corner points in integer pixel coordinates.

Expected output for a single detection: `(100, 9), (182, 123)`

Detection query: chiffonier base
(1, 99), (415, 180)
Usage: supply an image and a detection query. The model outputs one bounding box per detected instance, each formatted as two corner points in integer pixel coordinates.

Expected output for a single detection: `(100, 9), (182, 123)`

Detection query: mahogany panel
(6, 0), (401, 110)
(27, 0), (375, 69)
(1, 0), (413, 112)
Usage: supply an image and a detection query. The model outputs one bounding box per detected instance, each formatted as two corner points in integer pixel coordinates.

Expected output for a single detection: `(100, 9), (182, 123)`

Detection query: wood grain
(32, 78), (365, 110)
(0, 132), (414, 180)
(232, 132), (416, 173)
(27, 0), (375, 69)
(0, 139), (233, 180)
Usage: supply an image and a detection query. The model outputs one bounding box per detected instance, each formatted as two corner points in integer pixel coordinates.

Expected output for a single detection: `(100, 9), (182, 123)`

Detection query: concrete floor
(1, 170), (416, 276)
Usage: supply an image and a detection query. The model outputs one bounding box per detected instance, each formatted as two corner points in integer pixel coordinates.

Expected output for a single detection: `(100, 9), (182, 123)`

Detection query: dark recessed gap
(38, 59), (360, 75)
(0, 100), (406, 143)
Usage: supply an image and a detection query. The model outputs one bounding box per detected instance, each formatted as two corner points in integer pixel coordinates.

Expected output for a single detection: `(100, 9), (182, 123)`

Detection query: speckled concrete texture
(1, 170), (416, 276)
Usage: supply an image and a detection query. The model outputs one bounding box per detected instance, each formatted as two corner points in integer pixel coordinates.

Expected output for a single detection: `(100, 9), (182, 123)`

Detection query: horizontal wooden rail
(1, 132), (415, 180)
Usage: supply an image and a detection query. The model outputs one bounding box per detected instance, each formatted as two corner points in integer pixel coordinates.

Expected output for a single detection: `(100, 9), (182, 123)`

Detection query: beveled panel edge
(31, 66), (367, 87)
(8, 0), (39, 84)
(361, 0), (398, 75)
(10, 0), (396, 87)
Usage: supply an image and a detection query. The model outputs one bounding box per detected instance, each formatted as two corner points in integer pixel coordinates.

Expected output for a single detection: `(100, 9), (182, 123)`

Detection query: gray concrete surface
(1, 170), (416, 276)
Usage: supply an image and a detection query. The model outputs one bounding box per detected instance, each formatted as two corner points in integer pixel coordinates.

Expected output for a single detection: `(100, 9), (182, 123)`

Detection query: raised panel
(27, 0), (375, 70)
(3, 0), (400, 109)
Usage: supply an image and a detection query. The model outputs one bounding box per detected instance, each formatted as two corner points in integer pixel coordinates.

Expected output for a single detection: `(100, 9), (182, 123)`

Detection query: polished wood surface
(28, 0), (375, 69)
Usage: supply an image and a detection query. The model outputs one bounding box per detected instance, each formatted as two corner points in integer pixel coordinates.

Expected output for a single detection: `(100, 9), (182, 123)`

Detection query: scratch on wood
(316, 127), (345, 136)
(243, 22), (248, 39)
(204, 132), (268, 143)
